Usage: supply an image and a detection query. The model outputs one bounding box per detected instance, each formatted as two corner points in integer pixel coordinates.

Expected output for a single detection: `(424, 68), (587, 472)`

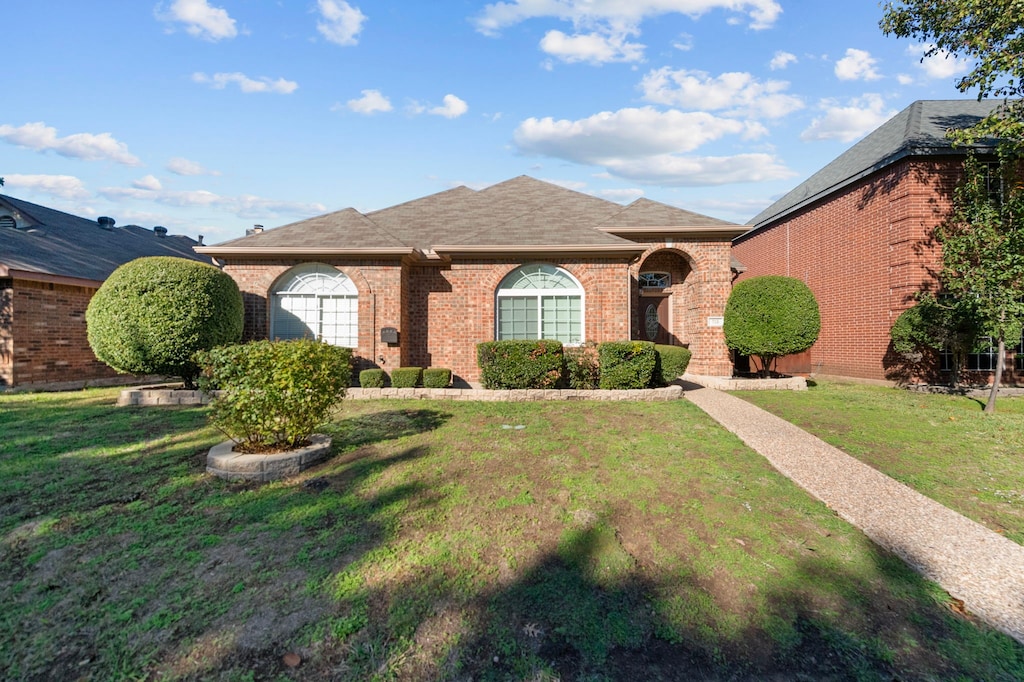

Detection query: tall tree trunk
(984, 334), (1005, 413)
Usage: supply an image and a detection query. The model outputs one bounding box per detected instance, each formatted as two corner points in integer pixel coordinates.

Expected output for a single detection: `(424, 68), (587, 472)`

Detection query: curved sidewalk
(683, 383), (1024, 645)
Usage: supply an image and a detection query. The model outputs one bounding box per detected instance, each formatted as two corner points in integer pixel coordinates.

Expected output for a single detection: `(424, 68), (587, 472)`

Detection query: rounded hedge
(724, 275), (820, 376)
(86, 256), (244, 386)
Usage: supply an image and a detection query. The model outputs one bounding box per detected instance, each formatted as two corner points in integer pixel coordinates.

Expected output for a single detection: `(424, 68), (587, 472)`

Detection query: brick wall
(6, 278), (120, 387)
(222, 244), (736, 385)
(732, 156), (1021, 384)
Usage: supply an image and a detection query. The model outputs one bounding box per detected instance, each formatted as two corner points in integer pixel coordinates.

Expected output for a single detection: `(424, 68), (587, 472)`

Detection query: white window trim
(270, 264), (358, 348)
(639, 271), (671, 289)
(495, 265), (585, 345)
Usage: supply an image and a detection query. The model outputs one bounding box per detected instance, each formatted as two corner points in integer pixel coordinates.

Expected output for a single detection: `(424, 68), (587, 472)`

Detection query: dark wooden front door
(639, 295), (670, 344)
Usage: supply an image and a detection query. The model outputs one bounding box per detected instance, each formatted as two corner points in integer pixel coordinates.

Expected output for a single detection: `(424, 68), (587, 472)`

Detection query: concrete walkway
(682, 383), (1024, 646)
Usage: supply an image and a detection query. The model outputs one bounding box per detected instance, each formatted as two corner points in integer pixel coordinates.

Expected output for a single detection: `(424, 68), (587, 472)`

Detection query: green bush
(477, 340), (563, 389)
(391, 367), (422, 388)
(359, 368), (386, 388)
(598, 341), (657, 389)
(652, 344), (692, 385)
(724, 276), (821, 377)
(422, 368), (452, 388)
(564, 342), (600, 389)
(86, 256), (243, 388)
(196, 339), (351, 451)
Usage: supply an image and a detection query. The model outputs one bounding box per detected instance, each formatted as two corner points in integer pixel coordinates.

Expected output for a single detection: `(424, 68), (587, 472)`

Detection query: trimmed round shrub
(652, 344), (692, 385)
(724, 276), (820, 377)
(598, 341), (657, 389)
(391, 366), (422, 388)
(477, 340), (563, 389)
(86, 256), (243, 387)
(422, 367), (452, 388)
(196, 339), (351, 451)
(359, 368), (386, 388)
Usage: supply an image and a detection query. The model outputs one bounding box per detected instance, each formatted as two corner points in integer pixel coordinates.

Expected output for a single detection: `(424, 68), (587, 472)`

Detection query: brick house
(1, 195), (206, 389)
(197, 176), (746, 385)
(732, 99), (1022, 384)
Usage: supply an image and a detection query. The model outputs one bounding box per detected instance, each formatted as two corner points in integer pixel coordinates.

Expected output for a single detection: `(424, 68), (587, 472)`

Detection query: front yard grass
(1, 388), (1022, 680)
(734, 380), (1024, 546)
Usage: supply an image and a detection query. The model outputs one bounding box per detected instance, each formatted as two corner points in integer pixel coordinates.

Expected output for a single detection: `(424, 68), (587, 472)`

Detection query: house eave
(0, 264), (103, 288)
(430, 244), (647, 258)
(597, 225), (749, 240)
(193, 246), (420, 258)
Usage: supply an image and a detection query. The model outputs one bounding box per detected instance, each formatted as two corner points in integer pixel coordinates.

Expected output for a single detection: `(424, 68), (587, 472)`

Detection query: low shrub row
(358, 366), (453, 388)
(477, 340), (691, 390)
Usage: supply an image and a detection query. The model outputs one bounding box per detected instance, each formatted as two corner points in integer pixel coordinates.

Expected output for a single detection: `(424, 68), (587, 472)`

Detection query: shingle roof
(200, 176), (738, 255)
(0, 194), (206, 282)
(747, 99), (1003, 231)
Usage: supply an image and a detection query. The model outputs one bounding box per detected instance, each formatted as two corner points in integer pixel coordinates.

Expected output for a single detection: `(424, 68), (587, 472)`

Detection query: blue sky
(4, 1), (974, 243)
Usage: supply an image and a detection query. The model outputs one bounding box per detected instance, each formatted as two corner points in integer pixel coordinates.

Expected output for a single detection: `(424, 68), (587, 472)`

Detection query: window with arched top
(271, 263), (358, 347)
(496, 264), (583, 344)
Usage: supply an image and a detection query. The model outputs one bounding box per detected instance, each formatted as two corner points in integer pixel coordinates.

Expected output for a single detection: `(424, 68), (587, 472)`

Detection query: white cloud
(897, 73), (915, 85)
(800, 94), (897, 142)
(769, 50), (796, 70)
(192, 72), (298, 94)
(345, 89), (392, 114)
(673, 33), (694, 51)
(166, 157), (220, 176)
(515, 107), (756, 161)
(157, 0), (237, 41)
(0, 122), (141, 166)
(429, 94), (469, 119)
(2, 174), (90, 200)
(835, 48), (881, 81)
(98, 184), (326, 220)
(132, 175), (163, 191)
(906, 44), (973, 79)
(599, 187), (645, 202)
(316, 0), (367, 46)
(639, 67), (803, 119)
(474, 0), (782, 35)
(603, 153), (796, 186)
(539, 29), (645, 64)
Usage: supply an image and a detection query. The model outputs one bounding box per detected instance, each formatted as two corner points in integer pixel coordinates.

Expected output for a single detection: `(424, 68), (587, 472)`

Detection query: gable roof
(198, 176), (743, 259)
(745, 99), (1003, 234)
(0, 194), (206, 284)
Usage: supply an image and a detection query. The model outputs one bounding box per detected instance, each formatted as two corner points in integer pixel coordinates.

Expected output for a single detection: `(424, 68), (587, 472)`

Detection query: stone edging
(206, 434), (332, 482)
(683, 374), (807, 391)
(117, 387), (216, 406)
(345, 384), (685, 401)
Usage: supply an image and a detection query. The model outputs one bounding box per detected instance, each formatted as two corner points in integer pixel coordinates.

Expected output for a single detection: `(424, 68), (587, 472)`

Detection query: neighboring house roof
(198, 176), (746, 259)
(745, 99), (1003, 234)
(0, 194), (206, 284)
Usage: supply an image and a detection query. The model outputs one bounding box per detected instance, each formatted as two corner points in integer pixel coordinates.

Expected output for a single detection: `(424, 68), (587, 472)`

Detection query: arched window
(271, 264), (358, 347)
(496, 264), (583, 344)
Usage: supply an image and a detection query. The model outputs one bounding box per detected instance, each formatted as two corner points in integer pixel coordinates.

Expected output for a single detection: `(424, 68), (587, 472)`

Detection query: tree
(881, 1), (1024, 143)
(890, 294), (980, 387)
(937, 152), (1024, 412)
(724, 276), (821, 378)
(86, 256), (244, 388)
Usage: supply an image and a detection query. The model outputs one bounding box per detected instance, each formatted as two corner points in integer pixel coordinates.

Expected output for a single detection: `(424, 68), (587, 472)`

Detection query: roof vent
(246, 224), (265, 236)
(197, 234), (204, 245)
(0, 215), (15, 230)
(97, 216), (116, 230)
(154, 225), (168, 238)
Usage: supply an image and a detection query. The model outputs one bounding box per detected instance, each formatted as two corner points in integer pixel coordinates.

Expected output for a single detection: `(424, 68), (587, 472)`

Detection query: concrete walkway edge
(683, 383), (1024, 645)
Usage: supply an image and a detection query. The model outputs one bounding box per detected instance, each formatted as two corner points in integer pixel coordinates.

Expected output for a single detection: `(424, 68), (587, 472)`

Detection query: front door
(639, 295), (670, 344)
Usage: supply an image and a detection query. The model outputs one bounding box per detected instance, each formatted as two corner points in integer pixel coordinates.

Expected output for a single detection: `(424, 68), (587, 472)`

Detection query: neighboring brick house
(732, 99), (1022, 384)
(0, 195), (206, 389)
(197, 176), (746, 385)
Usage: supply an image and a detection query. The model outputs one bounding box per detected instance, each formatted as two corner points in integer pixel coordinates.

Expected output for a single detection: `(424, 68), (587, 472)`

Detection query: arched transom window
(271, 263), (358, 347)
(496, 264), (583, 344)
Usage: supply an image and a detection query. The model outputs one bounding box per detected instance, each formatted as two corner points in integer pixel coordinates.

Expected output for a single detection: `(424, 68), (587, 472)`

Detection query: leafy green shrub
(422, 368), (452, 388)
(652, 344), (692, 386)
(359, 368), (386, 388)
(86, 256), (243, 387)
(598, 341), (657, 389)
(477, 340), (563, 389)
(724, 276), (821, 378)
(890, 295), (980, 386)
(196, 339), (351, 451)
(564, 342), (600, 389)
(391, 367), (422, 388)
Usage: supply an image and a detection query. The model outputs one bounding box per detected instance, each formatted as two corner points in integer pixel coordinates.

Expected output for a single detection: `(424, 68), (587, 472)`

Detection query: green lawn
(734, 380), (1024, 546)
(1, 388), (1022, 680)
